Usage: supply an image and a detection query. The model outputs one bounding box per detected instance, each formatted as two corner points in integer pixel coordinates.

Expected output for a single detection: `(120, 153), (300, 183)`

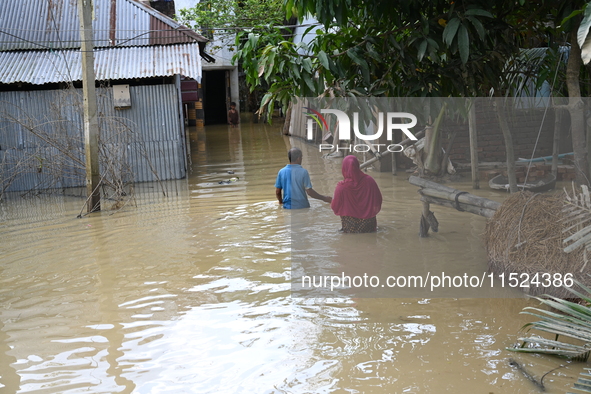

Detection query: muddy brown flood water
(0, 121), (586, 393)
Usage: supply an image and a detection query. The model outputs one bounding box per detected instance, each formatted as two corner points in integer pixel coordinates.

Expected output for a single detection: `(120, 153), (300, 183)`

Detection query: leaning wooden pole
(78, 0), (101, 212)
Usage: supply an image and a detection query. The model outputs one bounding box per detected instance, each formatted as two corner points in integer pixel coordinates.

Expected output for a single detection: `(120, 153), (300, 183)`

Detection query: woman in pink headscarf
(331, 155), (382, 233)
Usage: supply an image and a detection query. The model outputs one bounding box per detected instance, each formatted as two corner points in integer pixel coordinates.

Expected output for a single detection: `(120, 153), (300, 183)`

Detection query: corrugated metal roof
(0, 43), (202, 84)
(0, 0), (207, 51)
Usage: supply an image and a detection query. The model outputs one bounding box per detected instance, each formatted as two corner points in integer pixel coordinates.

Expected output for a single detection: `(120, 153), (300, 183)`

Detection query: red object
(181, 80), (199, 103)
(331, 155), (382, 219)
(182, 91), (199, 102)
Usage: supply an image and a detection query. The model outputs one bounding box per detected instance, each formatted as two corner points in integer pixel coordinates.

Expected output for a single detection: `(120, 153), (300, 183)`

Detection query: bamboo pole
(418, 188), (501, 211)
(408, 175), (457, 193)
(410, 176), (501, 237)
(419, 196), (496, 218)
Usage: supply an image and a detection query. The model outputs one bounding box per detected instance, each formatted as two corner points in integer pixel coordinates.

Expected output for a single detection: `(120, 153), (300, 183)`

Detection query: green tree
(177, 0), (286, 52)
(234, 0), (555, 181)
(177, 0), (286, 33)
(236, 0), (591, 185)
(236, 1), (555, 105)
(527, 1), (591, 185)
(178, 0), (293, 115)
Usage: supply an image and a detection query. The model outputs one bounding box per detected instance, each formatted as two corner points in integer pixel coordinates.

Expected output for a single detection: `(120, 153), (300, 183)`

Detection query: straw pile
(484, 190), (588, 297)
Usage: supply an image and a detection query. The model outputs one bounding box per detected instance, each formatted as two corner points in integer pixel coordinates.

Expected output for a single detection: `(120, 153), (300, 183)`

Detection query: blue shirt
(275, 164), (313, 209)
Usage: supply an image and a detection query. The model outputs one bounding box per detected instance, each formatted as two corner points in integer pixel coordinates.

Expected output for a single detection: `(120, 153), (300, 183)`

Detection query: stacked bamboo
(409, 176), (502, 237)
(409, 176), (501, 218)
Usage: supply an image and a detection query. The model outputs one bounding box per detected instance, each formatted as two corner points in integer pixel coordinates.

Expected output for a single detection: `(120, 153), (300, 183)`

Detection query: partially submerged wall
(0, 83), (186, 193)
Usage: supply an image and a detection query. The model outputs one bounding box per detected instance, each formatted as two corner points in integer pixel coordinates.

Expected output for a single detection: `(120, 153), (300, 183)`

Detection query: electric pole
(77, 0), (101, 212)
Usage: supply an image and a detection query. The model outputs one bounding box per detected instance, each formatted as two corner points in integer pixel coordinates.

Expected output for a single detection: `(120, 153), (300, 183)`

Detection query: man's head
(288, 147), (302, 164)
(230, 102), (236, 109)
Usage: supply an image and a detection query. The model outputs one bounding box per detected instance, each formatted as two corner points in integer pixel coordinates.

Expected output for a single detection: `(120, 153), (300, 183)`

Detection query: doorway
(203, 70), (229, 125)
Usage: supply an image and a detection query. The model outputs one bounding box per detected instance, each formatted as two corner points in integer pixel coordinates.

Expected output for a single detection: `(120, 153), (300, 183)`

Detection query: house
(174, 0), (240, 125)
(0, 0), (212, 194)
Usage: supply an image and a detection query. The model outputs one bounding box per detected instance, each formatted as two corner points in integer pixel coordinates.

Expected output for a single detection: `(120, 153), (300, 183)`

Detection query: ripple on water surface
(0, 124), (584, 393)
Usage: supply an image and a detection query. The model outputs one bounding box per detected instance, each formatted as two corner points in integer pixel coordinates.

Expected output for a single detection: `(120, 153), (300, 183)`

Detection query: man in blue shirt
(275, 147), (332, 209)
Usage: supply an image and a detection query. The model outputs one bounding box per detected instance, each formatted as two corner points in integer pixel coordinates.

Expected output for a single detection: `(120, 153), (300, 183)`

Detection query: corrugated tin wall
(0, 84), (186, 193)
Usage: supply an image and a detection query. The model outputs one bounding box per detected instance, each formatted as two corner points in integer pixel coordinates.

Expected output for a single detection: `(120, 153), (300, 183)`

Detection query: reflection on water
(0, 122), (585, 393)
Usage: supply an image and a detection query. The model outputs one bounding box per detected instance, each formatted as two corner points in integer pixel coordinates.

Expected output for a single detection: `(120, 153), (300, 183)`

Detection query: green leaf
(346, 48), (366, 67)
(347, 48), (371, 84)
(464, 9), (494, 18)
(290, 62), (301, 80)
(285, 0), (294, 19)
(264, 51), (276, 80)
(560, 8), (584, 28)
(248, 33), (259, 49)
(260, 92), (273, 109)
(418, 40), (428, 62)
(257, 57), (267, 77)
(426, 38), (439, 50)
(331, 59), (346, 79)
(443, 18), (461, 46)
(365, 42), (382, 62)
(317, 50), (330, 69)
(466, 16), (486, 41)
(302, 72), (316, 94)
(458, 24), (470, 64)
(302, 57), (313, 73)
(302, 24), (318, 38)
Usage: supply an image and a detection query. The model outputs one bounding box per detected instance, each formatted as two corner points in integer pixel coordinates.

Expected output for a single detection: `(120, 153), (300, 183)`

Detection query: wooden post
(468, 100), (479, 189)
(552, 107), (562, 178)
(423, 122), (432, 175)
(420, 201), (431, 237)
(566, 26), (591, 185)
(78, 0), (101, 212)
(495, 99), (518, 193)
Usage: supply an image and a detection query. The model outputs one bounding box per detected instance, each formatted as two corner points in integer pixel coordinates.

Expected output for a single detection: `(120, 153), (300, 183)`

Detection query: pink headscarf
(331, 155), (382, 219)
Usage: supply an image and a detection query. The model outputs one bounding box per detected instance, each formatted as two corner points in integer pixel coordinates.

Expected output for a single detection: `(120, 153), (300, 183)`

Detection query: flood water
(0, 121), (586, 393)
